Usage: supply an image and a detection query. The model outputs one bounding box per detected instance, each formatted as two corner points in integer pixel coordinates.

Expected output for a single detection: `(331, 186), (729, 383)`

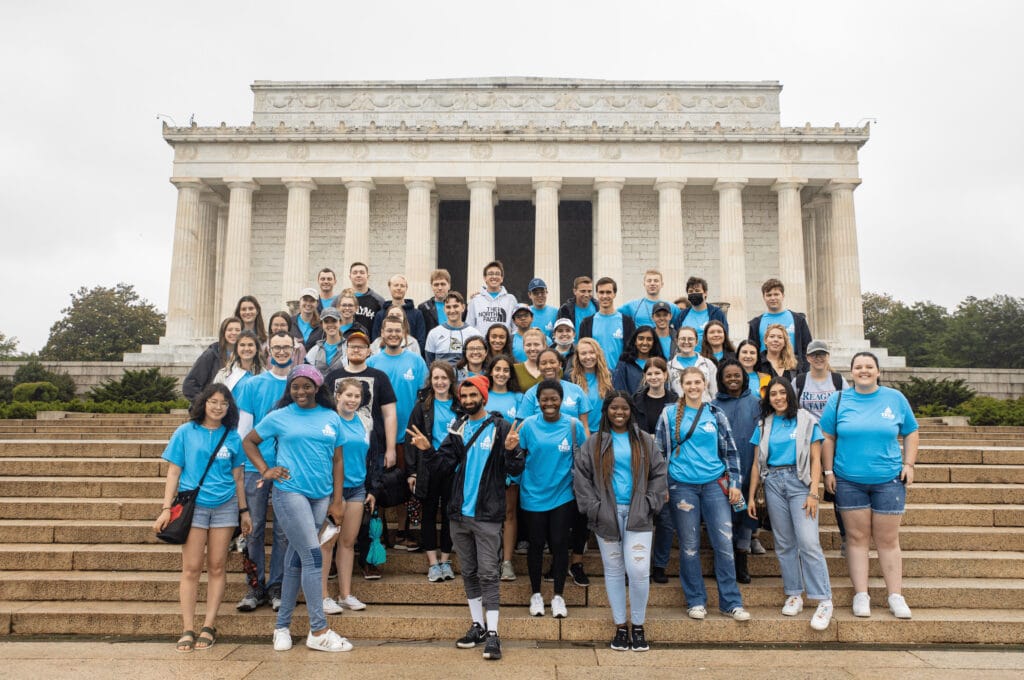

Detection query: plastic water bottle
(731, 496), (747, 513)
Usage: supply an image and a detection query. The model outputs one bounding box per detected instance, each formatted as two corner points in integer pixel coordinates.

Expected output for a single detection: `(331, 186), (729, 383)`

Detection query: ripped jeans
(668, 479), (743, 613)
(596, 504), (652, 626)
(271, 488), (330, 632)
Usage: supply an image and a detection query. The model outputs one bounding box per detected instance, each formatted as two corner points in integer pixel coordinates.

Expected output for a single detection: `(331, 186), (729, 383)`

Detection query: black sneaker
(570, 563), (590, 587)
(482, 631), (502, 660)
(630, 625), (649, 652)
(610, 626), (630, 651)
(651, 566), (668, 584)
(543, 569), (554, 583)
(455, 622), (486, 649)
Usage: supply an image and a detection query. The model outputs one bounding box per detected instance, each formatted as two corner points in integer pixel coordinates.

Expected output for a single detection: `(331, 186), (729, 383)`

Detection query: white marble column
(197, 191), (222, 337)
(593, 178), (625, 285)
(342, 178), (374, 273)
(714, 179), (749, 337)
(654, 178), (686, 294)
(811, 195), (835, 339)
(214, 204), (228, 324)
(772, 178), (809, 314)
(467, 177), (497, 293)
(166, 178), (205, 339)
(533, 177), (562, 303)
(280, 178), (317, 309)
(219, 178), (259, 320)
(802, 203), (818, 336)
(404, 177), (436, 302)
(824, 179), (865, 343)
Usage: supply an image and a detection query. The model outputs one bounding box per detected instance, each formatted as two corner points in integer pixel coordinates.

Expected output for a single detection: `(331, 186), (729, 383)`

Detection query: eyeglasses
(678, 338), (696, 344)
(270, 345), (293, 353)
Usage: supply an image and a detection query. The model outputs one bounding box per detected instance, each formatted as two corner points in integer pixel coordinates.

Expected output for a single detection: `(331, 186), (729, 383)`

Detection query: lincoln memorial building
(142, 78), (889, 362)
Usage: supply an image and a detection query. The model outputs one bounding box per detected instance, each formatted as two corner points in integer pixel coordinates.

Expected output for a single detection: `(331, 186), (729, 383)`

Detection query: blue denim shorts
(343, 486), (367, 502)
(192, 496), (239, 529)
(834, 476), (906, 515)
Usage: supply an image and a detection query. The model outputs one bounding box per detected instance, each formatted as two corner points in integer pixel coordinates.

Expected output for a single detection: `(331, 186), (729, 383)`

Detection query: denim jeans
(596, 504), (653, 626)
(764, 467), (832, 601)
(668, 479), (743, 612)
(244, 471), (287, 596)
(652, 502), (674, 569)
(271, 488), (330, 632)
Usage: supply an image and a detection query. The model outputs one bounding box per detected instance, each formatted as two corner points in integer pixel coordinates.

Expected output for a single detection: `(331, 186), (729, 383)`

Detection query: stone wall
(0, 362), (191, 396)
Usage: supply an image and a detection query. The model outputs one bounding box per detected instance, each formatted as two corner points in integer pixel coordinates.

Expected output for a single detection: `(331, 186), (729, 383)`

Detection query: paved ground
(1, 640), (1023, 679)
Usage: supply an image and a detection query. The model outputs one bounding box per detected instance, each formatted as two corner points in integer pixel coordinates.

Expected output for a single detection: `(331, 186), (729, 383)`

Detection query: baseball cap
(320, 307), (341, 321)
(300, 287), (319, 300)
(807, 339), (831, 355)
(652, 301), (673, 316)
(513, 303), (534, 317)
(527, 278), (547, 292)
(553, 318), (574, 331)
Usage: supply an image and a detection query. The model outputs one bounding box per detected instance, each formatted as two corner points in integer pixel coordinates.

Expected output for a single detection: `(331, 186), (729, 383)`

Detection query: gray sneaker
(500, 560), (516, 581)
(440, 561), (456, 581)
(236, 589), (265, 612)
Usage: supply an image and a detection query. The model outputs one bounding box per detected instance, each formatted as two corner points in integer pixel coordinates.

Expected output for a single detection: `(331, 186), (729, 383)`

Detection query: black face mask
(687, 292), (705, 307)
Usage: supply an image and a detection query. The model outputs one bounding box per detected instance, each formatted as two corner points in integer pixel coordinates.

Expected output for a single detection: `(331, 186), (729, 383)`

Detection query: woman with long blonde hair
(757, 323), (801, 381)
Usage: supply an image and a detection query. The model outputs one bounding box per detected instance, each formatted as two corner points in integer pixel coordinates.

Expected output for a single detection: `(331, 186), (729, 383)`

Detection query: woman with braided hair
(574, 390), (667, 652)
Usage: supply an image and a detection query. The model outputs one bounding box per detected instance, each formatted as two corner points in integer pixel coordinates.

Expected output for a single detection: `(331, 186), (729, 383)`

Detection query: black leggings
(570, 507), (590, 556)
(419, 474), (452, 553)
(524, 499), (576, 595)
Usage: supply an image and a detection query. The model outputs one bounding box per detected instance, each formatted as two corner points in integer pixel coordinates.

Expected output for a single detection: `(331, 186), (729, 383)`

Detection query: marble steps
(2, 571), (1022, 610)
(2, 600), (1022, 645)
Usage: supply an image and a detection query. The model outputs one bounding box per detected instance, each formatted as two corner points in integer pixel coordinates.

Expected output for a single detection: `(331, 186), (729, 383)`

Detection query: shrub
(89, 367), (179, 402)
(0, 377), (13, 403)
(0, 399), (190, 419)
(895, 377), (976, 411)
(957, 397), (1024, 426)
(12, 361), (76, 401)
(11, 382), (59, 402)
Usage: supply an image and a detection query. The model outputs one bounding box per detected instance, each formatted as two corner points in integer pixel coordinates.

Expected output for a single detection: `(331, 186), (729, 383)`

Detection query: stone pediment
(250, 78), (782, 129)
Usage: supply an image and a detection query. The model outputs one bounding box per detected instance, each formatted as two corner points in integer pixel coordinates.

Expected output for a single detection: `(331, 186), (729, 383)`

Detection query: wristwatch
(823, 470), (834, 476)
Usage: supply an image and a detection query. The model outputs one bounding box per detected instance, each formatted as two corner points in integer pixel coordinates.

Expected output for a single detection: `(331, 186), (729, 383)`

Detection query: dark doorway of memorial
(436, 199), (593, 301)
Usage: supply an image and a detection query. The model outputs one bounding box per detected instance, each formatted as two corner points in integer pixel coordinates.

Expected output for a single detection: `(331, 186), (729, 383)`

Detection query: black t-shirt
(324, 365), (396, 455)
(353, 290), (384, 333)
(638, 392), (673, 435)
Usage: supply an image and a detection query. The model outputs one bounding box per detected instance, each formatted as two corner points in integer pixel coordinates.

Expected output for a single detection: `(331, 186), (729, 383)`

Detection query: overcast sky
(2, 1), (1021, 353)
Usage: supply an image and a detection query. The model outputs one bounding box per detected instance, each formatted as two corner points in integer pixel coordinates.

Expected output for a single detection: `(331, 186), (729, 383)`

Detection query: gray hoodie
(466, 285), (518, 334)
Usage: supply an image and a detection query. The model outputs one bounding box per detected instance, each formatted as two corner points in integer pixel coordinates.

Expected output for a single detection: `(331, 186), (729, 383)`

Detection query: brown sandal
(194, 626), (217, 650)
(176, 630), (196, 652)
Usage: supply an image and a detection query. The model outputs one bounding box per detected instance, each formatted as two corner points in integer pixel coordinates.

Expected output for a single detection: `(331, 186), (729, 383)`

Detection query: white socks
(468, 597), (484, 628)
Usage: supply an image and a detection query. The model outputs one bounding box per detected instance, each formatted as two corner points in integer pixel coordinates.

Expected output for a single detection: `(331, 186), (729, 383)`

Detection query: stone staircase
(0, 414), (1022, 645)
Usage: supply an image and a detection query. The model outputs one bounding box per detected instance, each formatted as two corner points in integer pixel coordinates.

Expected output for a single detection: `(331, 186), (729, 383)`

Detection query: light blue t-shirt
(518, 380), (587, 422)
(296, 316), (314, 343)
(367, 350), (428, 443)
(531, 305), (558, 340)
(658, 334), (673, 359)
(339, 412), (370, 489)
(620, 298), (679, 329)
(747, 372), (762, 395)
(611, 430), (634, 505)
(663, 404), (726, 485)
(460, 418), (498, 517)
(759, 310), (796, 351)
(255, 404), (345, 499)
(573, 304), (596, 330)
(592, 312), (626, 369)
(583, 372), (604, 433)
(820, 387), (919, 484)
(512, 332), (528, 363)
(162, 423), (245, 508)
(487, 390), (522, 422)
(235, 371), (288, 470)
(672, 354), (699, 370)
(518, 414), (586, 512)
(751, 417), (823, 467)
(434, 300), (445, 325)
(682, 309), (709, 350)
(323, 341), (341, 367)
(432, 398), (457, 449)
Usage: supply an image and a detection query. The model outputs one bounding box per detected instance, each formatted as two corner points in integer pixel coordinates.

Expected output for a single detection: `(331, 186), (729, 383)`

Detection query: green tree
(40, 284), (165, 362)
(940, 295), (1024, 369)
(862, 292), (899, 348)
(12, 360), (77, 400)
(861, 293), (949, 366)
(0, 332), (18, 359)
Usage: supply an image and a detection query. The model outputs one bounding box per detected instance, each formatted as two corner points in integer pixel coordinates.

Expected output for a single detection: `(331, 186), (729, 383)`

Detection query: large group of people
(162, 261), (919, 658)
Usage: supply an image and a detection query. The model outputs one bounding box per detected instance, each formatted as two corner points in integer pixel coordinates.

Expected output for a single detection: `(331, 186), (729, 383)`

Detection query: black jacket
(182, 343), (222, 401)
(371, 299), (427, 350)
(405, 392), (461, 500)
(434, 413), (524, 523)
(748, 311), (813, 364)
(557, 296), (598, 324)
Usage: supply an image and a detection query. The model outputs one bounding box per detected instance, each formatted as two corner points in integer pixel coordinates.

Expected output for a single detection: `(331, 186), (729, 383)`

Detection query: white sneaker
(852, 592), (871, 617)
(306, 629), (353, 652)
(781, 595), (804, 616)
(529, 592), (544, 617)
(888, 593), (912, 619)
(322, 597), (344, 615)
(340, 595), (366, 611)
(728, 607), (752, 621)
(687, 605), (707, 620)
(810, 602), (833, 631)
(550, 595), (568, 619)
(273, 627), (292, 651)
